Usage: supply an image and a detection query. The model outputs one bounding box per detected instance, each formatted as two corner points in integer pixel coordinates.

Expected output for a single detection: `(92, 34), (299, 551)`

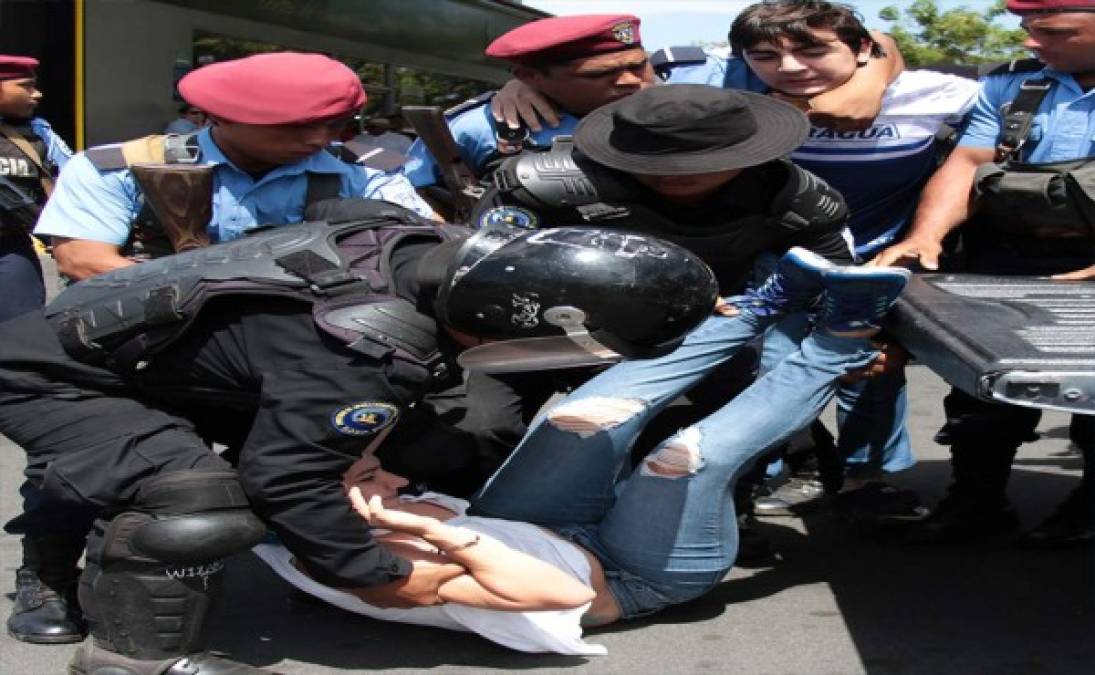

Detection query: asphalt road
(1, 257), (1092, 674)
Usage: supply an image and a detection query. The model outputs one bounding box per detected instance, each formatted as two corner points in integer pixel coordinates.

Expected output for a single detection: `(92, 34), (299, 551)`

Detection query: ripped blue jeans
(471, 311), (878, 618)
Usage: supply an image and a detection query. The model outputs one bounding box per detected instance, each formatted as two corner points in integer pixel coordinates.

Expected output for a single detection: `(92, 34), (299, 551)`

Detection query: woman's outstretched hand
(349, 487), (436, 535)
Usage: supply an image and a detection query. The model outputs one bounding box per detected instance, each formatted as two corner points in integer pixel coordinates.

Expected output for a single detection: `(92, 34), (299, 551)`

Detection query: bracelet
(440, 533), (480, 555)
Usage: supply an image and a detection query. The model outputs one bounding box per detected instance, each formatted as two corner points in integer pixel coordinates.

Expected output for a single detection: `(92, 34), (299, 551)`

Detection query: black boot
(73, 470), (269, 674)
(7, 534), (87, 644)
(1017, 484), (1095, 549)
(906, 442), (1020, 544)
(68, 642), (272, 674)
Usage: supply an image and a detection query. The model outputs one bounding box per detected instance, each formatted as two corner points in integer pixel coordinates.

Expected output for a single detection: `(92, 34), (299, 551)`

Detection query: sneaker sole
(7, 625), (87, 644)
(785, 246), (913, 289)
(785, 247), (834, 276)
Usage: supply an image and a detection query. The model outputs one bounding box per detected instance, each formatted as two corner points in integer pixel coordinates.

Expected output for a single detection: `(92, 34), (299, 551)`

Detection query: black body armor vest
(966, 62), (1095, 255)
(0, 123), (52, 233)
(486, 137), (847, 293)
(45, 208), (455, 374)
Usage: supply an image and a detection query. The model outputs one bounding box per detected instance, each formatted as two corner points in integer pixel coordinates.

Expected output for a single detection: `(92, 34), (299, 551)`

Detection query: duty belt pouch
(973, 156), (1095, 239)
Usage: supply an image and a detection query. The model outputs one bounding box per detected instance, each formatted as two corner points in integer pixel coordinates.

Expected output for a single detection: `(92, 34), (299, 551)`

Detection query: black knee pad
(100, 469), (266, 565)
(79, 470), (266, 659)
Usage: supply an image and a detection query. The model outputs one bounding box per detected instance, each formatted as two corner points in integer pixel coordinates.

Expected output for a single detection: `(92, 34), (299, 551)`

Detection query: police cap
(178, 52), (366, 125)
(486, 14), (642, 65)
(0, 55), (38, 81)
(1006, 0), (1095, 13)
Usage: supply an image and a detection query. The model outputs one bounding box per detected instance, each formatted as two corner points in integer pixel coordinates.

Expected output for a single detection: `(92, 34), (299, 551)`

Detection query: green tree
(879, 0), (1028, 67)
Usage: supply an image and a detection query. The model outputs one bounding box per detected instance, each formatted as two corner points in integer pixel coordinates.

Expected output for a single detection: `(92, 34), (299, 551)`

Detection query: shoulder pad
(490, 136), (634, 210)
(444, 91), (495, 118)
(770, 161), (847, 232)
(303, 194), (433, 225)
(650, 46), (708, 71)
(980, 58), (1044, 78)
(85, 134), (199, 171)
(333, 138), (407, 173)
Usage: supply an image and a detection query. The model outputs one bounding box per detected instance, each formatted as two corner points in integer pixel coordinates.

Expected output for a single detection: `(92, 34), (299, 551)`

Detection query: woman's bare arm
(348, 489), (595, 611)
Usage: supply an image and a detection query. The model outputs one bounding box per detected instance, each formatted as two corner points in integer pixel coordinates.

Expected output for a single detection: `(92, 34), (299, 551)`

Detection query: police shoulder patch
(331, 402), (400, 436)
(478, 205), (538, 230)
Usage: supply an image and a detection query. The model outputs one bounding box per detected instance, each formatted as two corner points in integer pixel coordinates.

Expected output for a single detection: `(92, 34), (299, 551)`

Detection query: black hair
(729, 0), (883, 58)
(178, 102), (202, 115)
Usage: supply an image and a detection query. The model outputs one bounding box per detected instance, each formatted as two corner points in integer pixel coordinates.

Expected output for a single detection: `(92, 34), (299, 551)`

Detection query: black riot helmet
(435, 221), (718, 370)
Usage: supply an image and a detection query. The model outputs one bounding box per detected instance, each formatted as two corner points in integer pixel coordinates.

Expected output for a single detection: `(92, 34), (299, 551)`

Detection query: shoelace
(752, 273), (788, 306)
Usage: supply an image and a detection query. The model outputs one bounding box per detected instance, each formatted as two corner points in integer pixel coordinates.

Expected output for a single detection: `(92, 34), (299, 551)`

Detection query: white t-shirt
(252, 492), (607, 656)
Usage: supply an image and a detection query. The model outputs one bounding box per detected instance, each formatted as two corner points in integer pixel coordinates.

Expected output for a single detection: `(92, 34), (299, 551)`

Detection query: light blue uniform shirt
(403, 100), (581, 188)
(659, 50), (769, 93)
(0, 116), (72, 171)
(35, 127), (434, 245)
(959, 66), (1095, 162)
(402, 55), (761, 189)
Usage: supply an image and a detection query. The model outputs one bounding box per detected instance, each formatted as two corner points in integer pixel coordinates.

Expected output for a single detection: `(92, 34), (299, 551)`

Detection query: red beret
(0, 55), (38, 81)
(178, 52), (366, 125)
(486, 14), (642, 65)
(1007, 0), (1095, 12)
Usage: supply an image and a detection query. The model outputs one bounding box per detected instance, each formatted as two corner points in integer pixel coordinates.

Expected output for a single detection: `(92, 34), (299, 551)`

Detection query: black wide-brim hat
(575, 83), (809, 175)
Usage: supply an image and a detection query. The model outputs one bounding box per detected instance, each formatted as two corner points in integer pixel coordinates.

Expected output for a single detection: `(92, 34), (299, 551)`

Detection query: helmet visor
(457, 334), (622, 374)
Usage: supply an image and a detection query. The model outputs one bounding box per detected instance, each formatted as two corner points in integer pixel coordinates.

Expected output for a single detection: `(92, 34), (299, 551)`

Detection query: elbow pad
(770, 161), (848, 233)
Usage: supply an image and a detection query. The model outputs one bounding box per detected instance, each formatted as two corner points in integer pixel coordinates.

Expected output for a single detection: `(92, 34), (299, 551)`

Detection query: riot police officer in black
(468, 85), (856, 503)
(0, 197), (716, 674)
(476, 85), (853, 298)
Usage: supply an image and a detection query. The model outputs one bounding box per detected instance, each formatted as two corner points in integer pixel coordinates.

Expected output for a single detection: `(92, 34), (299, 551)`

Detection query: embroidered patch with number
(331, 402), (399, 436)
(478, 205), (538, 231)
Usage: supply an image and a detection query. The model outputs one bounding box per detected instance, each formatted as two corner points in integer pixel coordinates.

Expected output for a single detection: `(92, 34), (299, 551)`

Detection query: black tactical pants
(0, 230), (46, 324)
(0, 313), (232, 539)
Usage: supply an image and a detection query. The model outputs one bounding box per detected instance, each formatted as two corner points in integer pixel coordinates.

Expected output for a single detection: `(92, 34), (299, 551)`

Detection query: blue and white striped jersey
(790, 70), (978, 258)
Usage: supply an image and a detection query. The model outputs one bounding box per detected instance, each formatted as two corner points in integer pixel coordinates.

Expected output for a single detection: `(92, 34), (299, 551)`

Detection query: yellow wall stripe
(74, 0), (85, 150)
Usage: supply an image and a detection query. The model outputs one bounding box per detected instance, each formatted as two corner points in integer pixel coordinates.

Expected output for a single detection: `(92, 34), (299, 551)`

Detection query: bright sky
(523, 1), (1020, 49)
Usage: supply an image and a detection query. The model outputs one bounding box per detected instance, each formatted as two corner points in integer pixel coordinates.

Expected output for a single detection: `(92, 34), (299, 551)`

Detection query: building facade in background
(0, 0), (545, 148)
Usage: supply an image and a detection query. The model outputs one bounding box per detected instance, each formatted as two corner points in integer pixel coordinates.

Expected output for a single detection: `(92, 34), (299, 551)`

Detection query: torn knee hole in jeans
(547, 397), (646, 438)
(641, 427), (703, 478)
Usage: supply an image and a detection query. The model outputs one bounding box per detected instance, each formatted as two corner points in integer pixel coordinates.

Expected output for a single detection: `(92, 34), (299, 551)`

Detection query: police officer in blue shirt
(7, 51), (436, 647)
(486, 17), (903, 141)
(874, 0), (1095, 547)
(35, 52), (436, 283)
(403, 14), (656, 193)
(0, 54), (71, 323)
(414, 12), (901, 213)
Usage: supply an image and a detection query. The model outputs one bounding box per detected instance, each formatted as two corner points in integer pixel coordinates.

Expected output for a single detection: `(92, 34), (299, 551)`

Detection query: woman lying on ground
(253, 247), (911, 654)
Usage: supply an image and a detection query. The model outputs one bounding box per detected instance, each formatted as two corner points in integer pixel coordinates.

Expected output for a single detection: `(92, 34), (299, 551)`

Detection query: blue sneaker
(817, 265), (911, 333)
(730, 247), (827, 317)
